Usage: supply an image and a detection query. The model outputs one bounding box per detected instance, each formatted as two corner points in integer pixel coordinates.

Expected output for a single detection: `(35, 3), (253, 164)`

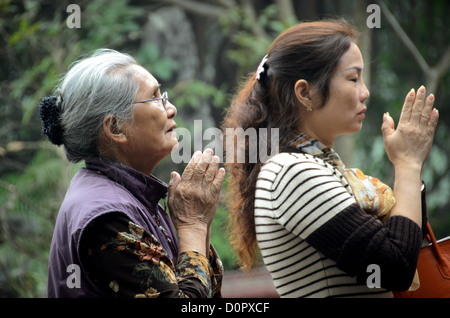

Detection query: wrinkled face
(120, 65), (178, 175)
(304, 42), (370, 147)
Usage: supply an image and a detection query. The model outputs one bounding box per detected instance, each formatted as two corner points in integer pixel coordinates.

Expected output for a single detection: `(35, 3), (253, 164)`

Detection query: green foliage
(135, 43), (179, 81)
(219, 4), (297, 75)
(172, 80), (227, 111)
(82, 0), (142, 50)
(0, 148), (73, 297)
(210, 205), (236, 270)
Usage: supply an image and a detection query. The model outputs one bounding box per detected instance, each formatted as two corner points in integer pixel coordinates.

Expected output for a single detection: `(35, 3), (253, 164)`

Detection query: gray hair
(55, 49), (139, 163)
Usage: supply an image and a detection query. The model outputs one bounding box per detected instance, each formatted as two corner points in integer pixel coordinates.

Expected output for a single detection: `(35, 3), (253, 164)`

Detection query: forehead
(337, 42), (364, 71)
(131, 64), (159, 91)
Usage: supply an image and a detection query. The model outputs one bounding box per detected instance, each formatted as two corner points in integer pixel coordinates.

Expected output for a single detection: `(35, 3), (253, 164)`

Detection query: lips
(167, 123), (177, 132)
(358, 107), (367, 117)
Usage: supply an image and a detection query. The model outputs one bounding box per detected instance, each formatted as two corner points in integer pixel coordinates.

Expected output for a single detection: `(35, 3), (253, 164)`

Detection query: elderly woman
(222, 19), (439, 297)
(40, 49), (225, 298)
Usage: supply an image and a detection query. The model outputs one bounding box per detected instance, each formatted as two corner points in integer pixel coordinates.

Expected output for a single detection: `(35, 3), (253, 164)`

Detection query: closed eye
(152, 87), (161, 99)
(345, 66), (363, 83)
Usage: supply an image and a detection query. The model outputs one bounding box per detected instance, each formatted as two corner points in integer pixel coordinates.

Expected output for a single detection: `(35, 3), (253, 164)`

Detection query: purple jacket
(47, 157), (178, 297)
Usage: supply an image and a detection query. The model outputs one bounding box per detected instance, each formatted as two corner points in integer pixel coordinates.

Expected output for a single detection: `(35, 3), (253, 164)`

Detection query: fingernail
(419, 85), (426, 93)
(204, 149), (212, 160)
(193, 151), (201, 162)
(408, 88), (415, 96)
(428, 94), (434, 101)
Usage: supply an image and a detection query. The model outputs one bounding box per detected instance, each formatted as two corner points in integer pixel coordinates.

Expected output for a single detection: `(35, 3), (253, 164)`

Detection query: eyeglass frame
(132, 91), (168, 110)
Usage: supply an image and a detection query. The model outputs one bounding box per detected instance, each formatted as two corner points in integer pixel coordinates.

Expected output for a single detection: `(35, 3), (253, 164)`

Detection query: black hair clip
(38, 95), (64, 146)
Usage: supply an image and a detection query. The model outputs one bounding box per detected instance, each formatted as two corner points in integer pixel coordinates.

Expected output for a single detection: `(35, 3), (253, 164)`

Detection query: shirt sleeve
(79, 212), (223, 298)
(265, 153), (356, 239)
(264, 153), (422, 291)
(307, 203), (422, 291)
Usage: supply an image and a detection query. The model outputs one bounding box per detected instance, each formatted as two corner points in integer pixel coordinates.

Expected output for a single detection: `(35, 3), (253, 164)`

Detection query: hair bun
(38, 95), (65, 146)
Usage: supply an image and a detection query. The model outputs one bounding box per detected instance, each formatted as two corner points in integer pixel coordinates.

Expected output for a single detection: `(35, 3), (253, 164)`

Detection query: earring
(307, 106), (312, 112)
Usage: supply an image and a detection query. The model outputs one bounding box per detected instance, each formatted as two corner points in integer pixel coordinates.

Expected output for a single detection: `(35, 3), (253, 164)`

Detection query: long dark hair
(222, 19), (359, 270)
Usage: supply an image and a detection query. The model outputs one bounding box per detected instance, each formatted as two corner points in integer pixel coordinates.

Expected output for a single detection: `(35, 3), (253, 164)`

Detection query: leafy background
(0, 0), (449, 297)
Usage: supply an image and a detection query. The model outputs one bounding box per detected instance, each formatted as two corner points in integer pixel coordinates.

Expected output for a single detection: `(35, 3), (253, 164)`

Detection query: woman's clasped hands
(382, 86), (439, 170)
(168, 149), (225, 256)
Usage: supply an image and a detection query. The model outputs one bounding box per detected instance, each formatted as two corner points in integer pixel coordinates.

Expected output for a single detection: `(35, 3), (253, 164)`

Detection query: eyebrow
(345, 66), (363, 72)
(147, 84), (161, 97)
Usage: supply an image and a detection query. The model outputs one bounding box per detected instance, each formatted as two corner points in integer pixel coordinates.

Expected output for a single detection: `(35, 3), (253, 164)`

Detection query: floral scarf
(288, 133), (419, 290)
(288, 133), (395, 223)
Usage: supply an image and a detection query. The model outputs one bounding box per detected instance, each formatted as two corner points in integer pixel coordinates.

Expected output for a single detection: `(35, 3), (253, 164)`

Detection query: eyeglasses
(132, 91), (168, 110)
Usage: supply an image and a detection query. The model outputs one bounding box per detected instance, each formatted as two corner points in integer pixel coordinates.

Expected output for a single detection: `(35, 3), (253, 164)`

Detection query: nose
(166, 101), (177, 119)
(361, 81), (370, 102)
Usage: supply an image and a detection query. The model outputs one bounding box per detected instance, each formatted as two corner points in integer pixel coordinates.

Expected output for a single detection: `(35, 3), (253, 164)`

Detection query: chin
(349, 122), (363, 133)
(170, 141), (179, 153)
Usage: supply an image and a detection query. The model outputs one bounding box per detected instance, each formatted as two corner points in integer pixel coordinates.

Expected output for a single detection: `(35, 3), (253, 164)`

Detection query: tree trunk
(275, 0), (296, 22)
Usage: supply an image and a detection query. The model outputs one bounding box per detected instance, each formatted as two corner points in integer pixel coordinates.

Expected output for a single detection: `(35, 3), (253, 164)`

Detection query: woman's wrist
(391, 165), (423, 227)
(177, 223), (208, 256)
(393, 161), (423, 173)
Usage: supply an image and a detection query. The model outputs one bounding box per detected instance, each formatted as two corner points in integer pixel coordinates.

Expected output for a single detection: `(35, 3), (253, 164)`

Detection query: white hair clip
(255, 54), (268, 80)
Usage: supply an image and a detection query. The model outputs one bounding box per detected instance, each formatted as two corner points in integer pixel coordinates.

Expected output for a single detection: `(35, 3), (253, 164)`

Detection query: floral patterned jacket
(80, 212), (223, 298)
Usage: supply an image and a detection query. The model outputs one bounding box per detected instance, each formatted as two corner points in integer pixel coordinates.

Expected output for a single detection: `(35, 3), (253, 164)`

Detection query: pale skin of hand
(168, 149), (225, 257)
(381, 86), (439, 227)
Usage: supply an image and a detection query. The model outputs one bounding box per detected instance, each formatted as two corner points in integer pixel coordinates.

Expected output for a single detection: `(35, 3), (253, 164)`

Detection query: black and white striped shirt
(255, 152), (421, 298)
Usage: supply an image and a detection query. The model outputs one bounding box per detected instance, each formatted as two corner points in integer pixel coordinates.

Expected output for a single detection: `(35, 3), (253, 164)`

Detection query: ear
(102, 114), (127, 144)
(294, 79), (313, 111)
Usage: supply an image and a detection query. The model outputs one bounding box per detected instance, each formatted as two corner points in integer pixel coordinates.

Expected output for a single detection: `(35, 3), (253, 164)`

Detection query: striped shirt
(255, 152), (421, 298)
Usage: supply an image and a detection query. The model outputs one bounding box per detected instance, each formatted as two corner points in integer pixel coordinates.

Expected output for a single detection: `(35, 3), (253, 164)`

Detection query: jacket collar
(84, 157), (168, 213)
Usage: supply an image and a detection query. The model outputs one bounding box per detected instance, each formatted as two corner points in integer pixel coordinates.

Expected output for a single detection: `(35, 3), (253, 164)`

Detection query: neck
(301, 128), (335, 149)
(99, 146), (156, 176)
